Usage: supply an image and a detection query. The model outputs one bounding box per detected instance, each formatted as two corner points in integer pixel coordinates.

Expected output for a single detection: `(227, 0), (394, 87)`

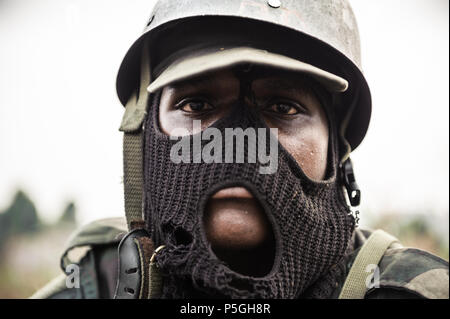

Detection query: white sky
(0, 0), (448, 227)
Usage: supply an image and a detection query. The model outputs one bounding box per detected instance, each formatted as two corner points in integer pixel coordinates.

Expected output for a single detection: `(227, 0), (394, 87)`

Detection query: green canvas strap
(122, 130), (145, 229)
(148, 245), (165, 299)
(338, 229), (399, 299)
(120, 43), (151, 230)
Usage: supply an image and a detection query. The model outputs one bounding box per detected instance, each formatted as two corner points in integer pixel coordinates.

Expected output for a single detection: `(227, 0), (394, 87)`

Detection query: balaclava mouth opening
(142, 71), (355, 299)
(202, 179), (277, 278)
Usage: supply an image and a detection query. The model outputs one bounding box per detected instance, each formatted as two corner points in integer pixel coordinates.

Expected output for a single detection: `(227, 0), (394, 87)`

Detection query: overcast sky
(0, 0), (448, 228)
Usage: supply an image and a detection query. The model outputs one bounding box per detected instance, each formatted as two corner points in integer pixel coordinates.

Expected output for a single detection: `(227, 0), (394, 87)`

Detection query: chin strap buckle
(341, 157), (361, 207)
(114, 228), (165, 299)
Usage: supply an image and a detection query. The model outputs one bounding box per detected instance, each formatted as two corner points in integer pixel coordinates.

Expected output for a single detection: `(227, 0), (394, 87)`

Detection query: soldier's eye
(267, 101), (303, 115)
(176, 99), (214, 113)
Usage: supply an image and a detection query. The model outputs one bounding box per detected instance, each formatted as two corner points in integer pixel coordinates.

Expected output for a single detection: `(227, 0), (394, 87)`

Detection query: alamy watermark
(365, 264), (380, 289)
(65, 264), (80, 289)
(169, 120), (279, 174)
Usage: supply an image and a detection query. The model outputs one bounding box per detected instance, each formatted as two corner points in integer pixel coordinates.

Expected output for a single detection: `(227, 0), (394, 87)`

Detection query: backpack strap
(339, 229), (399, 299)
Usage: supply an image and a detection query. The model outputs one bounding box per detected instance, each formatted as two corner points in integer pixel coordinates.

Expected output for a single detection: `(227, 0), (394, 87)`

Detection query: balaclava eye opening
(142, 70), (355, 299)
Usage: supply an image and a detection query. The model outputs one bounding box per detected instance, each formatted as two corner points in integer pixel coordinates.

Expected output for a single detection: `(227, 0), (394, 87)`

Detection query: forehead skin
(158, 68), (329, 181)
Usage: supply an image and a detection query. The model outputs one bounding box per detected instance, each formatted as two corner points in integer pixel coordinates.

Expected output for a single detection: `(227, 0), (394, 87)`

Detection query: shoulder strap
(29, 274), (68, 299)
(338, 229), (399, 299)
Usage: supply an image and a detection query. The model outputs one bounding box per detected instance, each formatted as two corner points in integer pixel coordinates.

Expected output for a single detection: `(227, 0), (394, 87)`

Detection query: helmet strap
(115, 42), (166, 300)
(119, 41), (151, 230)
(334, 89), (362, 210)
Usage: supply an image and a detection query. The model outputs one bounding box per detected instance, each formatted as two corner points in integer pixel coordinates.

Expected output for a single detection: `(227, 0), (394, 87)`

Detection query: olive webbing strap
(338, 229), (399, 299)
(120, 43), (151, 230)
(123, 131), (145, 229)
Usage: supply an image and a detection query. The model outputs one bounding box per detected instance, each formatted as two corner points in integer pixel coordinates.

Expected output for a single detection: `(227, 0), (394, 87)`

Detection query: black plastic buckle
(341, 158), (361, 207)
(114, 228), (150, 299)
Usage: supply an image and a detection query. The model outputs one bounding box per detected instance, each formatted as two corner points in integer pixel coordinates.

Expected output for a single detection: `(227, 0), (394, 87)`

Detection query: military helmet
(116, 0), (371, 152)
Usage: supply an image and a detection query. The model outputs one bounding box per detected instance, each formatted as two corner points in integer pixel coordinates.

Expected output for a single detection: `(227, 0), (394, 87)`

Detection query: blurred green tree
(0, 189), (79, 297)
(58, 201), (77, 225)
(0, 190), (42, 254)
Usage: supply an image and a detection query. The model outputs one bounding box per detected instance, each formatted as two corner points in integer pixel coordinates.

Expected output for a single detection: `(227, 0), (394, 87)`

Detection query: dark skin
(158, 68), (329, 276)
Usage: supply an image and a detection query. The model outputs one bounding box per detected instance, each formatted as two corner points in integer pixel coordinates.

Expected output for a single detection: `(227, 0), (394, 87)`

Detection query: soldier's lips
(203, 187), (275, 276)
(210, 187), (254, 199)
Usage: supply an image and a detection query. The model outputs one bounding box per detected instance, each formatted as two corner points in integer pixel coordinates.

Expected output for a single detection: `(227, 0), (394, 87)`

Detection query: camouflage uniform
(30, 218), (449, 299)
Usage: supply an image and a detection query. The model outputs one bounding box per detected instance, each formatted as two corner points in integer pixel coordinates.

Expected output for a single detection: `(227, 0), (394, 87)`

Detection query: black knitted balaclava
(143, 83), (355, 298)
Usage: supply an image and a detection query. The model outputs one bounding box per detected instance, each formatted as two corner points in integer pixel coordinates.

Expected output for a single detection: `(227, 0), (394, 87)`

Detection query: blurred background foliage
(0, 189), (78, 298)
(0, 189), (448, 298)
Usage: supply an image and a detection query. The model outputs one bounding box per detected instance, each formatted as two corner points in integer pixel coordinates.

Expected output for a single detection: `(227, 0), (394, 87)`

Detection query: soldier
(31, 0), (448, 299)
